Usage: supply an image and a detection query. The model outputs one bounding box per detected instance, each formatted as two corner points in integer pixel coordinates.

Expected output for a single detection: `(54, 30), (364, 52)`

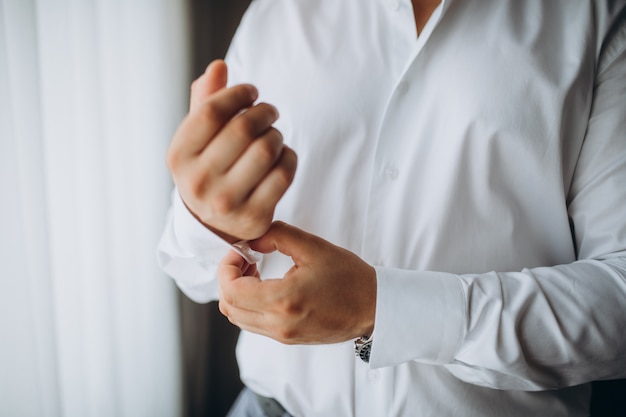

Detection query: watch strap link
(354, 335), (373, 363)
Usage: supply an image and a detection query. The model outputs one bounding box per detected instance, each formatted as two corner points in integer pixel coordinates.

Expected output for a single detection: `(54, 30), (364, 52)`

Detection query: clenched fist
(167, 60), (297, 242)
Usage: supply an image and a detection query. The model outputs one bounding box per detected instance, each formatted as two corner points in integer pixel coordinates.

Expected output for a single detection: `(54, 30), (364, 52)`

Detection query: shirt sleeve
(156, 189), (232, 303)
(157, 190), (264, 303)
(370, 15), (626, 391)
(156, 2), (266, 303)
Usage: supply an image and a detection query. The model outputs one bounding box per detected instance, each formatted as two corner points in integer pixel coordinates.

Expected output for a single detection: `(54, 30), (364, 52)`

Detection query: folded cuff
(369, 267), (466, 369)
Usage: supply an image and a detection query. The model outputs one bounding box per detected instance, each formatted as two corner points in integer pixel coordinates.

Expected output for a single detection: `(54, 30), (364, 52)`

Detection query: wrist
(178, 195), (243, 244)
(362, 264), (377, 337)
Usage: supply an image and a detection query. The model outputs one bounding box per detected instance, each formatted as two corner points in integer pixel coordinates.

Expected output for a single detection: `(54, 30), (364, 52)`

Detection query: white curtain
(0, 1), (188, 416)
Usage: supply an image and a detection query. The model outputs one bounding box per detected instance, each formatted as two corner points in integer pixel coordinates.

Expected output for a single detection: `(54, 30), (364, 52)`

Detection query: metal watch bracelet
(354, 335), (373, 363)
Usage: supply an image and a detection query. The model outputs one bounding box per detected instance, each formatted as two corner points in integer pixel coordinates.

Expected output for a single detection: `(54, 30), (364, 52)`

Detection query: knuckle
(232, 114), (256, 139)
(202, 100), (220, 119)
(274, 165), (296, 190)
(274, 148), (297, 185)
(272, 220), (287, 230)
(267, 128), (284, 148)
(243, 205), (271, 229)
(190, 79), (199, 94)
(258, 102), (279, 121)
(284, 147), (298, 170)
(279, 296), (303, 316)
(211, 190), (237, 215)
(218, 299), (229, 316)
(202, 152), (222, 173)
(276, 324), (298, 342)
(166, 129), (191, 172)
(253, 138), (280, 165)
(187, 176), (209, 200)
(165, 146), (180, 172)
(234, 84), (258, 104)
(202, 99), (218, 115)
(218, 283), (239, 309)
(196, 100), (222, 126)
(270, 127), (284, 142)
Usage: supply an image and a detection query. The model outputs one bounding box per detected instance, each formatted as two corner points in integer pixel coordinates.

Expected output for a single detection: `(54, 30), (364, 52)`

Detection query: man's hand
(167, 60), (297, 242)
(217, 222), (377, 345)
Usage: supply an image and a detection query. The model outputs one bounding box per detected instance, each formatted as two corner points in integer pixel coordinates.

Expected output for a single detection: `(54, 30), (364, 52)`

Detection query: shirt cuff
(172, 191), (232, 259)
(156, 190), (264, 303)
(172, 190), (262, 264)
(369, 267), (466, 369)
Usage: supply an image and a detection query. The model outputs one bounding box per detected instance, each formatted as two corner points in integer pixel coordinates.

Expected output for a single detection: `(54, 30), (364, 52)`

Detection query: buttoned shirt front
(158, 1), (626, 416)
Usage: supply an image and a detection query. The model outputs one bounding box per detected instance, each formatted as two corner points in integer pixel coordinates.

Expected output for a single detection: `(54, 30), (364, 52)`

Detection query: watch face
(359, 343), (371, 363)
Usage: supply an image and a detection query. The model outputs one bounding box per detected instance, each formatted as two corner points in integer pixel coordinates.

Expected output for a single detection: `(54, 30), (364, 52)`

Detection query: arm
(217, 19), (626, 390)
(157, 60), (296, 302)
(436, 17), (626, 390)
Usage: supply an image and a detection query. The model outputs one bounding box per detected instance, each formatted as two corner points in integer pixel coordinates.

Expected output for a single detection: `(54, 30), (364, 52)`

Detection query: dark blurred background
(181, 1), (625, 416)
(182, 2), (250, 416)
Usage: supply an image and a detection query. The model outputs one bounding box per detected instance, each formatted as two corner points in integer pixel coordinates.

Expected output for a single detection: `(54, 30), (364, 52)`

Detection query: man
(158, 0), (626, 415)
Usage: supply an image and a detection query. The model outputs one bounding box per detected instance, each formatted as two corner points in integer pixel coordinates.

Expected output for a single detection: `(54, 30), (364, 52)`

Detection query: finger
(219, 298), (265, 327)
(203, 103), (280, 173)
(218, 267), (284, 312)
(220, 301), (307, 345)
(245, 147), (298, 222)
(190, 60), (228, 112)
(219, 249), (249, 272)
(204, 60), (228, 95)
(220, 127), (284, 205)
(219, 249), (259, 277)
(169, 84), (259, 157)
(218, 250), (274, 307)
(243, 262), (259, 278)
(219, 300), (272, 337)
(218, 258), (261, 305)
(248, 221), (295, 255)
(249, 219), (318, 264)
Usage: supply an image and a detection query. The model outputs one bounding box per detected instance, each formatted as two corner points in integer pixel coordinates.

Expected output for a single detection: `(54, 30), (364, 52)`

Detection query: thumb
(189, 59), (228, 112)
(250, 221), (320, 263)
(204, 59), (228, 94)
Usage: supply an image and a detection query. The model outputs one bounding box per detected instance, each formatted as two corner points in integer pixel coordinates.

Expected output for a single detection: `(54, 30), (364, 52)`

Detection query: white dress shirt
(158, 0), (626, 416)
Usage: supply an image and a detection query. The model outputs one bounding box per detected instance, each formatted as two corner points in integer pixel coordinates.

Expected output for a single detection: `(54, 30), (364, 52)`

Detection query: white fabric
(157, 0), (626, 416)
(1, 1), (186, 416)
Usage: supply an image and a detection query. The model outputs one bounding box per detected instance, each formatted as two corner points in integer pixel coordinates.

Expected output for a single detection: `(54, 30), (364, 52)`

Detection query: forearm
(371, 255), (626, 390)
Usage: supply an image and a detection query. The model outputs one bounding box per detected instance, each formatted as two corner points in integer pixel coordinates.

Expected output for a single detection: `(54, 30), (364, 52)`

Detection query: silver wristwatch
(354, 335), (373, 363)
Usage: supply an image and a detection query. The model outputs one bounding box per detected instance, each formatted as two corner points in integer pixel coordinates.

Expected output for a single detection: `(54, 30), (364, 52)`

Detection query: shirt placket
(386, 0), (418, 80)
(360, 0), (442, 266)
(355, 3), (441, 416)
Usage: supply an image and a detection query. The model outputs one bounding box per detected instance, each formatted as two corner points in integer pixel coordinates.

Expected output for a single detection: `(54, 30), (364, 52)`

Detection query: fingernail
(247, 85), (259, 101)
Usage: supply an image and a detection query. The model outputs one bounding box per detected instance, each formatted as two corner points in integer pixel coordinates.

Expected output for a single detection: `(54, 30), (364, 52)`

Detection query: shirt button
(385, 167), (399, 180)
(388, 0), (400, 11)
(368, 370), (380, 382)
